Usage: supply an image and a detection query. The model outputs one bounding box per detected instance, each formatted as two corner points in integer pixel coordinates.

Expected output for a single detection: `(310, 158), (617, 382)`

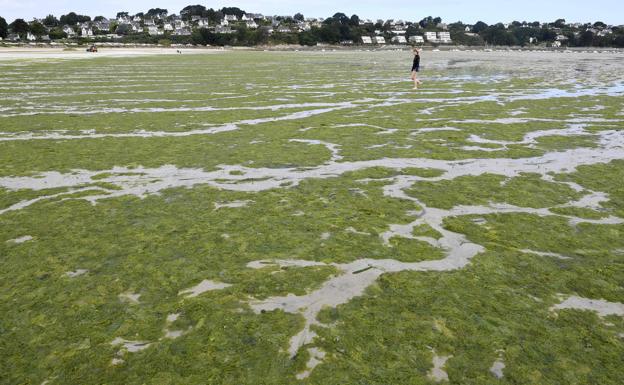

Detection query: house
(424, 32), (438, 42)
(174, 20), (187, 28)
(7, 33), (21, 41)
(361, 36), (373, 44)
(438, 32), (452, 43)
(95, 19), (111, 32)
(174, 27), (191, 36)
(220, 19), (229, 26)
(81, 27), (93, 37)
(163, 23), (174, 32)
(130, 22), (142, 32)
(247, 13), (264, 20)
(409, 35), (425, 44)
(63, 26), (76, 37)
(197, 19), (210, 27)
(246, 20), (258, 29)
(555, 34), (568, 41)
(553, 41), (562, 48)
(133, 15), (142, 22)
(391, 36), (407, 44)
(276, 26), (292, 33)
(259, 26), (274, 34)
(144, 18), (156, 26)
(215, 25), (234, 34)
(241, 14), (250, 21)
(372, 36), (386, 44)
(340, 40), (354, 45)
(225, 14), (238, 22)
(26, 32), (37, 41)
(147, 26), (162, 35)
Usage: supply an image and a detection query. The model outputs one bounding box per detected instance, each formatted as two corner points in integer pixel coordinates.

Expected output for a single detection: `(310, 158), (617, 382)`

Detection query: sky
(0, 0), (622, 25)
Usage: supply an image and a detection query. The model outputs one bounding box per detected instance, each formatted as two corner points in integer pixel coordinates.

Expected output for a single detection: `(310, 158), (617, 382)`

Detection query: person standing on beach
(411, 48), (422, 90)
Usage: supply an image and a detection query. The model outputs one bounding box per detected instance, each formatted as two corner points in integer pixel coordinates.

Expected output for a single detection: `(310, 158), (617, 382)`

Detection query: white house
(277, 26), (292, 33)
(174, 27), (191, 36)
(260, 26), (274, 34)
(555, 34), (568, 41)
(81, 27), (93, 37)
(144, 18), (156, 26)
(425, 32), (438, 42)
(391, 36), (407, 44)
(438, 32), (452, 43)
(215, 25), (234, 34)
(163, 23), (174, 32)
(225, 14), (238, 22)
(197, 19), (210, 27)
(409, 35), (425, 44)
(147, 26), (162, 35)
(241, 14), (250, 21)
(26, 32), (37, 41)
(175, 20), (187, 28)
(372, 36), (386, 44)
(361, 36), (373, 44)
(220, 19), (229, 26)
(246, 20), (258, 29)
(63, 26), (76, 37)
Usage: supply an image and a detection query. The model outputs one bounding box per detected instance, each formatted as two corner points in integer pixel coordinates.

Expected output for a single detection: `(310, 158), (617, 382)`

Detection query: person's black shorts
(411, 67), (420, 72)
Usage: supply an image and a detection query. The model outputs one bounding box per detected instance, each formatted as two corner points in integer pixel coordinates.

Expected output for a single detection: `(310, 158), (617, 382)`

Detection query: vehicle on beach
(86, 45), (98, 53)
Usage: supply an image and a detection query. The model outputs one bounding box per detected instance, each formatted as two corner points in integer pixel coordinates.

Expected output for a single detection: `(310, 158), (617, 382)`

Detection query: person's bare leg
(411, 71), (418, 89)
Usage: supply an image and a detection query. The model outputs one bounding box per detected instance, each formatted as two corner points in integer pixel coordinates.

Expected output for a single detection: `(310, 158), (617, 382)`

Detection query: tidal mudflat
(1, 49), (624, 384)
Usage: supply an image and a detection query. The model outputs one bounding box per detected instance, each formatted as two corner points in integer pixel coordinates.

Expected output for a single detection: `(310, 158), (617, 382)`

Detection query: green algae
(1, 50), (623, 385)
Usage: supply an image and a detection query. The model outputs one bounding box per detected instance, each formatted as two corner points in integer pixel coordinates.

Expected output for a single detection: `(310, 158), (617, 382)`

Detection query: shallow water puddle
(178, 279), (232, 298)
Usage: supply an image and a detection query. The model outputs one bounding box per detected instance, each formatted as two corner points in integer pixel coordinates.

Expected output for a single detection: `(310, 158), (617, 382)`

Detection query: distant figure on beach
(411, 48), (422, 90)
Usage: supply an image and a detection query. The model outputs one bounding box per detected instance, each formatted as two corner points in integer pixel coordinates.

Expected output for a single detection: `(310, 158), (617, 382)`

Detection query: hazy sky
(0, 0), (621, 25)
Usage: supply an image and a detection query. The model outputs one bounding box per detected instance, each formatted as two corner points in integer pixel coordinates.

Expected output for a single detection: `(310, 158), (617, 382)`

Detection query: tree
(433, 17), (442, 25)
(43, 15), (59, 27)
(48, 27), (67, 39)
(294, 13), (304, 22)
(472, 21), (488, 33)
(419, 16), (434, 28)
(331, 13), (349, 25)
(298, 30), (318, 46)
(146, 8), (168, 18)
(115, 23), (132, 35)
(94, 16), (106, 22)
(9, 19), (29, 36)
(349, 14), (360, 27)
(220, 7), (245, 18)
(579, 30), (594, 46)
(553, 19), (566, 28)
(60, 12), (90, 25)
(29, 21), (46, 37)
(0, 16), (7, 39)
(593, 21), (606, 28)
(116, 12), (129, 19)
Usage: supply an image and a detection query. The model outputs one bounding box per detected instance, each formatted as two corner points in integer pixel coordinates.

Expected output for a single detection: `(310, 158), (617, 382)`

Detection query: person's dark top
(412, 54), (420, 71)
